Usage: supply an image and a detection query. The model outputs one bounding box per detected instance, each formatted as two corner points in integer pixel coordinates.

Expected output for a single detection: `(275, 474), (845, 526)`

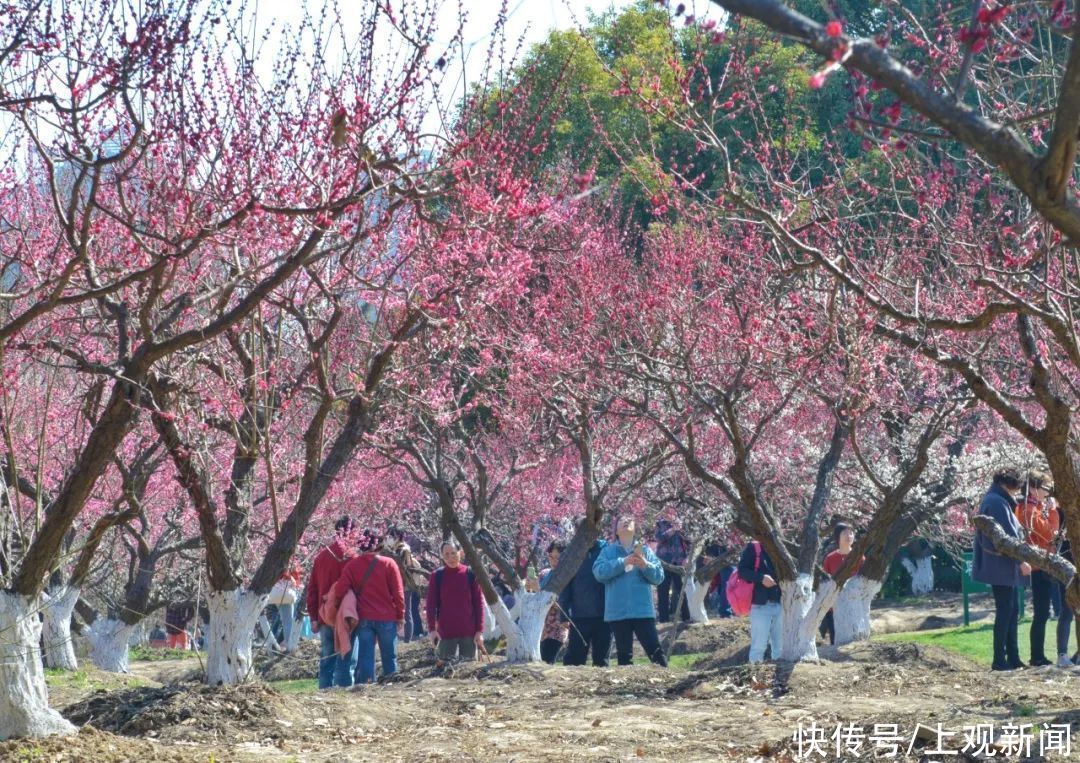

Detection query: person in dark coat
(972, 468), (1031, 671)
(1051, 499), (1078, 667)
(738, 540), (782, 663)
(559, 539), (611, 666)
(655, 519), (691, 623)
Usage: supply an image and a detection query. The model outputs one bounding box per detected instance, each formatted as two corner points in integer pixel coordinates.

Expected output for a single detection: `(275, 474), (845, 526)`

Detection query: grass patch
(44, 667), (147, 693)
(130, 645), (197, 662)
(875, 618), (1032, 666)
(632, 651), (707, 671)
(7, 745), (47, 762)
(270, 678), (318, 694)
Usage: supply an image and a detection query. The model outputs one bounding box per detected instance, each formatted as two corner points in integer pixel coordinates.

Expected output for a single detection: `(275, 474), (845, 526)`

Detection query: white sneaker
(1057, 654), (1072, 668)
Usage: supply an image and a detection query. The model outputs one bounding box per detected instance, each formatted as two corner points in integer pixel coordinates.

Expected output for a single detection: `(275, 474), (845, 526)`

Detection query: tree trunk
(0, 591), (76, 739)
(41, 586), (79, 671)
(487, 591), (553, 662)
(87, 618), (135, 674)
(901, 555), (934, 595)
(481, 598), (501, 640)
(285, 616), (303, 652)
(205, 588), (265, 685)
(833, 575), (882, 645)
(779, 575), (834, 662)
(685, 571), (710, 623)
(258, 614), (280, 653)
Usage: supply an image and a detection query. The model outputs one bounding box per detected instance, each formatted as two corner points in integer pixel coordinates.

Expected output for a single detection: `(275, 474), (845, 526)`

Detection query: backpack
(726, 541), (761, 617)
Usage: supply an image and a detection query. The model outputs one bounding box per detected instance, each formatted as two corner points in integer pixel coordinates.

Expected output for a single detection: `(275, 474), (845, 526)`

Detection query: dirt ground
(2, 595), (1075, 762)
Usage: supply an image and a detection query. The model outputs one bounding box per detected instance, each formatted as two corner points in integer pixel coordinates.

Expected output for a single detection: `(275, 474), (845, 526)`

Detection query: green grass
(270, 678), (318, 693)
(875, 619), (1033, 666)
(44, 666), (147, 693)
(632, 651), (707, 671)
(130, 645), (197, 662)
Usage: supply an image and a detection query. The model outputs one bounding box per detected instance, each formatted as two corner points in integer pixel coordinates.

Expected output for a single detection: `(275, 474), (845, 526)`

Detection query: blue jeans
(319, 625), (358, 689)
(354, 619), (398, 684)
(749, 601), (782, 663)
(403, 590), (424, 641)
(279, 602), (295, 646)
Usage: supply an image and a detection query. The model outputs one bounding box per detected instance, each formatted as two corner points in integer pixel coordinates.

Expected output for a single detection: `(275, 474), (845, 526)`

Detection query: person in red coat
(426, 540), (485, 663)
(819, 523), (865, 646)
(331, 530), (405, 683)
(307, 516), (357, 689)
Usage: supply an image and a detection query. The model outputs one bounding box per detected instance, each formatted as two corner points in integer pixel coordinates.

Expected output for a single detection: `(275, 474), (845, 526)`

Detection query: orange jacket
(1015, 498), (1059, 554)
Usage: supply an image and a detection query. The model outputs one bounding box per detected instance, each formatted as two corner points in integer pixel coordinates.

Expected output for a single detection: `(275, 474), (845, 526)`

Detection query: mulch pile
(0, 725), (218, 762)
(62, 682), (286, 740)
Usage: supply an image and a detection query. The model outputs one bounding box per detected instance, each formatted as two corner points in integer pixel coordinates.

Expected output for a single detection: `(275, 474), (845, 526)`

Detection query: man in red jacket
(426, 540), (485, 664)
(308, 516), (357, 689)
(332, 530), (405, 683)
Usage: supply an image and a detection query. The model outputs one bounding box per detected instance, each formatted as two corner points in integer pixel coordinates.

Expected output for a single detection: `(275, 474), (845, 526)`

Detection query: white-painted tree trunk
(482, 598), (501, 640)
(0, 592), (77, 740)
(685, 572), (709, 624)
(129, 621), (148, 647)
(258, 614), (280, 653)
(901, 556), (934, 595)
(779, 575), (836, 662)
(488, 590), (553, 662)
(41, 586), (80, 671)
(285, 617), (302, 652)
(87, 618), (134, 673)
(205, 589), (265, 686)
(833, 576), (882, 645)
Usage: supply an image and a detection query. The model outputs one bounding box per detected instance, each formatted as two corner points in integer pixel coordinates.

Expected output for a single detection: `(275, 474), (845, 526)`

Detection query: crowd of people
(972, 468), (1077, 670)
(151, 469), (1070, 681)
(299, 513), (743, 685)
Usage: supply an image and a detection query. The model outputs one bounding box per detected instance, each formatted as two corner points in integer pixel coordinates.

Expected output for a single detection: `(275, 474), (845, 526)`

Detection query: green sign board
(962, 551), (987, 626)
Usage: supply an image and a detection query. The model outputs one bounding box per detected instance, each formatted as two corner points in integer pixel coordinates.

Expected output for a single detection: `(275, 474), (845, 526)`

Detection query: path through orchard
(3, 599), (1076, 762)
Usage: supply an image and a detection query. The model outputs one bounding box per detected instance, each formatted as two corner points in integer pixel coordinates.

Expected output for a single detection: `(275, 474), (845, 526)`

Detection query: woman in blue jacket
(972, 467), (1031, 671)
(593, 516), (667, 666)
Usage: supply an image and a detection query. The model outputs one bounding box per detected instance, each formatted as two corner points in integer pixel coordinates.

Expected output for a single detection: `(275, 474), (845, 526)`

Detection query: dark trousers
(819, 610), (835, 645)
(716, 567), (734, 617)
(563, 617), (611, 667)
(657, 572), (690, 623)
(610, 618), (667, 667)
(540, 638), (562, 664)
(1030, 570), (1053, 662)
(1057, 581), (1075, 657)
(992, 584), (1020, 668)
(402, 590), (424, 641)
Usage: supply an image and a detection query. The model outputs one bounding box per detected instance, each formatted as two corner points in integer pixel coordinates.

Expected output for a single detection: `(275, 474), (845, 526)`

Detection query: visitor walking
(426, 540), (485, 663)
(972, 468), (1031, 671)
(593, 516), (667, 666)
(386, 527), (426, 642)
(819, 523), (865, 646)
(559, 538), (611, 666)
(307, 516), (358, 688)
(1015, 470), (1057, 666)
(738, 539), (782, 663)
(332, 530), (405, 684)
(536, 540), (569, 664)
(164, 603), (194, 650)
(655, 519), (690, 623)
(1051, 498), (1079, 667)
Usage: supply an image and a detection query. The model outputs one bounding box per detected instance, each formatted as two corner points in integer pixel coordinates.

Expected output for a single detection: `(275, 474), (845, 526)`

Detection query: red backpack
(726, 541), (761, 617)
